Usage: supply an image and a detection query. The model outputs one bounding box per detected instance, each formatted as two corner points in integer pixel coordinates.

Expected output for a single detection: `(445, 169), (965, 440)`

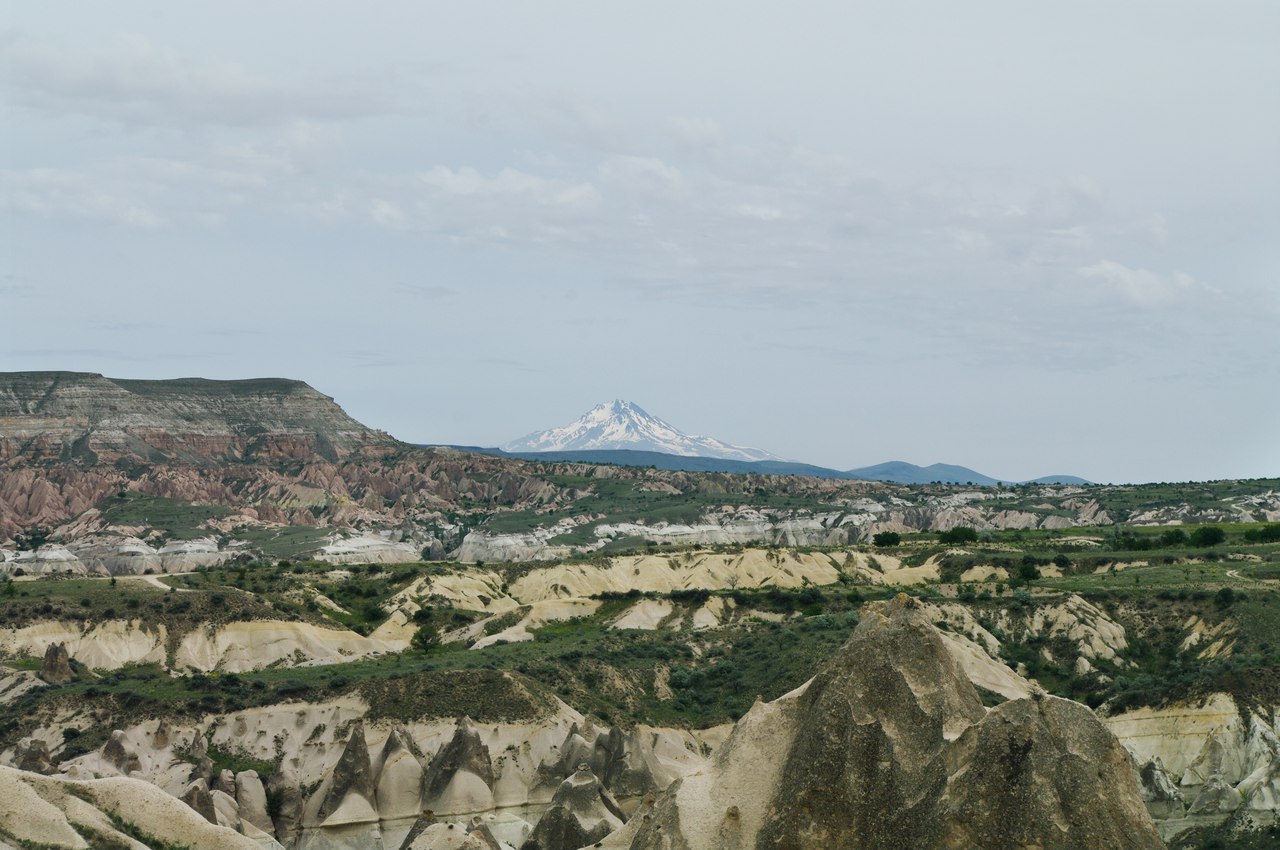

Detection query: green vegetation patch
(97, 492), (232, 541)
(360, 668), (556, 722)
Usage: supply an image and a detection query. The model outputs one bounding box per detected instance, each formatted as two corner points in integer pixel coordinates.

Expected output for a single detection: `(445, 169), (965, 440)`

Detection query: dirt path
(116, 573), (195, 592)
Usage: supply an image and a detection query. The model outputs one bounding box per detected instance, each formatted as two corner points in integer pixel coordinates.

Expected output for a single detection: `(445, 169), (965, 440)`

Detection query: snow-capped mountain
(503, 400), (782, 462)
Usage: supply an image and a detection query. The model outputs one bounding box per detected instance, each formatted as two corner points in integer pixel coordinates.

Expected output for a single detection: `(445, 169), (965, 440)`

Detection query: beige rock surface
(174, 620), (405, 672)
(600, 595), (1162, 850)
(0, 764), (267, 850)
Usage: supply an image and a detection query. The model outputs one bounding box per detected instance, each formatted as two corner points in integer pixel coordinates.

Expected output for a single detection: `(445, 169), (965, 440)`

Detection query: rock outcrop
(423, 718), (496, 815)
(37, 640), (74, 684)
(0, 763), (267, 849)
(316, 722), (378, 824)
(601, 595), (1164, 850)
(0, 371), (396, 465)
(1106, 694), (1280, 834)
(403, 819), (506, 850)
(1139, 758), (1186, 820)
(520, 765), (623, 850)
(14, 737), (51, 774)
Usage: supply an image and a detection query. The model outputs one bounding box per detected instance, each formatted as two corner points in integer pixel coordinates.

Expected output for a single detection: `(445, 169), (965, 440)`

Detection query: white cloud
(0, 168), (165, 229)
(417, 166), (599, 209)
(1077, 260), (1206, 305)
(668, 116), (723, 148)
(732, 203), (784, 221)
(368, 199), (407, 228)
(596, 156), (683, 193)
(2, 33), (388, 127)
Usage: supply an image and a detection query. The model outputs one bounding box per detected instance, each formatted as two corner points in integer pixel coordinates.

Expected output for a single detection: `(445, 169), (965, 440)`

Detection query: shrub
(872, 531), (901, 547)
(1243, 523), (1280, 543)
(411, 623), (439, 652)
(939, 527), (979, 545)
(1190, 526), (1226, 547)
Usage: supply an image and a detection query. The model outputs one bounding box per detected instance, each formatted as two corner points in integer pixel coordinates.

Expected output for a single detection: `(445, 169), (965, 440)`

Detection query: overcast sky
(3, 2), (1277, 483)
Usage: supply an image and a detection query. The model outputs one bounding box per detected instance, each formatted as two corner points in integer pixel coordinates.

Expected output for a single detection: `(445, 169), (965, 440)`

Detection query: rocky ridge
(602, 594), (1163, 850)
(0, 371), (396, 465)
(0, 595), (1207, 850)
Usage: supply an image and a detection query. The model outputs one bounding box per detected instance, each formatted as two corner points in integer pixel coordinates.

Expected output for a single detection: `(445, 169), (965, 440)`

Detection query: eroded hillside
(2, 525), (1280, 849)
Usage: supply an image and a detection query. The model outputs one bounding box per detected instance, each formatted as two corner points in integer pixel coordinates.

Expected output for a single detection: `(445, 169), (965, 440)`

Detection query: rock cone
(602, 594), (1165, 850)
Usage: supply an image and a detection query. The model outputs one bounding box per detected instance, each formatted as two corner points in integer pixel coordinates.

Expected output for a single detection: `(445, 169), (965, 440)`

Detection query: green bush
(1190, 526), (1226, 547)
(939, 527), (979, 545)
(411, 623), (439, 652)
(872, 531), (901, 547)
(1244, 524), (1280, 543)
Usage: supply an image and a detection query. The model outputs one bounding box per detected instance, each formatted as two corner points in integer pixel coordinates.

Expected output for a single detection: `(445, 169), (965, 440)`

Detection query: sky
(2, 1), (1278, 484)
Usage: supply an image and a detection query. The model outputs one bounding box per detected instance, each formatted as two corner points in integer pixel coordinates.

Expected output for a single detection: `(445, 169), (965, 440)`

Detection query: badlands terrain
(2, 371), (1280, 848)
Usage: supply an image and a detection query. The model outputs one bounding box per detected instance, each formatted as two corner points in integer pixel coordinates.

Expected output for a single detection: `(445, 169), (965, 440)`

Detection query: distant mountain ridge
(503, 400), (781, 462)
(500, 400), (1089, 483)
(454, 446), (1091, 486)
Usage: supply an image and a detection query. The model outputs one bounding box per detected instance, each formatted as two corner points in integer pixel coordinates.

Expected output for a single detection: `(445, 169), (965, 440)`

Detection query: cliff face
(0, 371), (397, 464)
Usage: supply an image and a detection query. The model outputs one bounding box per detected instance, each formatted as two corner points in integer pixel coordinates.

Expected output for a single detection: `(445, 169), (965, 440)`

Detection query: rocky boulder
(316, 721), (377, 825)
(235, 769), (274, 835)
(37, 641), (74, 684)
(520, 765), (623, 850)
(375, 725), (425, 822)
(940, 694), (1163, 849)
(102, 729), (142, 775)
(422, 717), (495, 815)
(1139, 758), (1186, 820)
(402, 819), (505, 850)
(14, 738), (51, 774)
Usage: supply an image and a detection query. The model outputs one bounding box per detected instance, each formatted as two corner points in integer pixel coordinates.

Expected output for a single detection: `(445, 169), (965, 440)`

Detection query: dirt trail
(116, 573), (195, 592)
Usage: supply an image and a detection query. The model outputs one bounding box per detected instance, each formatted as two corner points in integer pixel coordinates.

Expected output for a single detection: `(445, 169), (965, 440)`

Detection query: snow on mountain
(503, 400), (782, 462)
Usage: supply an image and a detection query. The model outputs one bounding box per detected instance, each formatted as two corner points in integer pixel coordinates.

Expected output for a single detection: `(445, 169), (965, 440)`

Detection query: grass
(201, 742), (279, 777)
(97, 493), (232, 541)
(0, 575), (281, 633)
(0, 580), (882, 752)
(484, 474), (843, 540)
(230, 525), (332, 559)
(1035, 560), (1265, 594)
(5, 516), (1280, 796)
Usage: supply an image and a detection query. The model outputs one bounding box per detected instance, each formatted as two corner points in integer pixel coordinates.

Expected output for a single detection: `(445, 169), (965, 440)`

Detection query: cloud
(417, 166), (599, 209)
(1, 168), (165, 229)
(1077, 260), (1208, 306)
(668, 116), (723, 149)
(732, 203), (784, 221)
(2, 32), (389, 127)
(597, 156), (683, 194)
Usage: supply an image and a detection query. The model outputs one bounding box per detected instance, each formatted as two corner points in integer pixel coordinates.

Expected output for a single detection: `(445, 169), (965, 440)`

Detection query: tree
(1017, 561), (1042, 582)
(1244, 524), (1280, 543)
(1190, 526), (1226, 547)
(1159, 528), (1189, 547)
(411, 623), (439, 653)
(872, 531), (901, 547)
(939, 527), (979, 545)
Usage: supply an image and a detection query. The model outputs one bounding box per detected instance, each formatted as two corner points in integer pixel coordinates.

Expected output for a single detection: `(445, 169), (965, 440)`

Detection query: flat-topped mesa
(0, 371), (398, 464)
(604, 594), (1165, 850)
